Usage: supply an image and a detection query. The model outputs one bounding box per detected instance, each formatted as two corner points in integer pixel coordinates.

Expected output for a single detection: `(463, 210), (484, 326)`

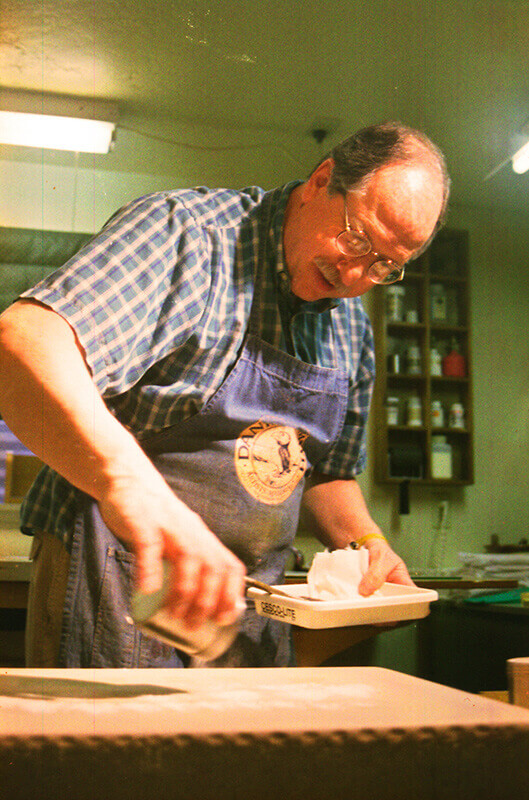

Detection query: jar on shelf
(431, 435), (453, 479)
(386, 285), (405, 322)
(406, 342), (422, 374)
(431, 400), (445, 428)
(430, 347), (443, 376)
(386, 396), (400, 426)
(449, 402), (465, 429)
(407, 395), (422, 427)
(387, 353), (401, 374)
(430, 283), (447, 322)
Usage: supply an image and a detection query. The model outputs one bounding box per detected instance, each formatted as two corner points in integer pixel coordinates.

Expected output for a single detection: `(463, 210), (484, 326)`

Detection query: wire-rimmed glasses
(335, 197), (406, 285)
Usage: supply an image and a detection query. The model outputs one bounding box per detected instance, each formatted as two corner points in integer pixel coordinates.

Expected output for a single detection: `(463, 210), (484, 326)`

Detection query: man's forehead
(346, 163), (443, 251)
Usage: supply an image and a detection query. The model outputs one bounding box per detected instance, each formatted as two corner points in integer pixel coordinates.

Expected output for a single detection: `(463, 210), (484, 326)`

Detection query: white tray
(247, 582), (438, 629)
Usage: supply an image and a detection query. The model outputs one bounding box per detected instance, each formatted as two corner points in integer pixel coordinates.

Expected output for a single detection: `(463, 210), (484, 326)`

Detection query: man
(0, 122), (449, 668)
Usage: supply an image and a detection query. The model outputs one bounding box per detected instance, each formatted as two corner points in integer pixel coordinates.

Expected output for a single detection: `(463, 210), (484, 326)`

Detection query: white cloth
(307, 548), (370, 600)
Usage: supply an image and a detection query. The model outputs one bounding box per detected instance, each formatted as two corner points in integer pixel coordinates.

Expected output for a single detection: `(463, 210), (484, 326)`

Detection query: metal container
(131, 562), (245, 661)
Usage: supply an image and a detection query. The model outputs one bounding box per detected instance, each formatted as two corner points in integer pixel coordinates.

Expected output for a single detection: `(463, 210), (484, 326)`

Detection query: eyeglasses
(335, 197), (406, 285)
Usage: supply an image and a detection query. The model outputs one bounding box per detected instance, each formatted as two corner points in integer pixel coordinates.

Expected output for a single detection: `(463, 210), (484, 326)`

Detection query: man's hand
(357, 535), (415, 596)
(302, 472), (414, 597)
(98, 469), (247, 629)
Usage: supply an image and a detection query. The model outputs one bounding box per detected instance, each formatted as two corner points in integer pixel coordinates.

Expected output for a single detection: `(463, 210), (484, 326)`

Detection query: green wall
(1, 135), (528, 573)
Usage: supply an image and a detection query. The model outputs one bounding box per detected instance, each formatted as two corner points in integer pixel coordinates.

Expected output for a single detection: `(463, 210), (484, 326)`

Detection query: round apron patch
(235, 420), (308, 505)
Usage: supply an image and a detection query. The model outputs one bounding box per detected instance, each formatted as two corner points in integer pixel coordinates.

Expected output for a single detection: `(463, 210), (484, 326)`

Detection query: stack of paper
(458, 552), (529, 583)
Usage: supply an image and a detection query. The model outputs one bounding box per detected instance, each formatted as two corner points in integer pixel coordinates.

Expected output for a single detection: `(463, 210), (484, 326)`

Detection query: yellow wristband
(355, 533), (388, 547)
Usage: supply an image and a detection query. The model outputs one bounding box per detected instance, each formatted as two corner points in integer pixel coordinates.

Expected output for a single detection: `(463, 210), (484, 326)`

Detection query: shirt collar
(266, 181), (341, 314)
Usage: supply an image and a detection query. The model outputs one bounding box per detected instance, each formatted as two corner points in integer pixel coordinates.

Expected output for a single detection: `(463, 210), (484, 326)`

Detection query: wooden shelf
(373, 228), (474, 486)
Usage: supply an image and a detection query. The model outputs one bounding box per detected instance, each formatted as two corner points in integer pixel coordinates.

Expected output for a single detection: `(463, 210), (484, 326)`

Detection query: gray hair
(317, 121), (450, 231)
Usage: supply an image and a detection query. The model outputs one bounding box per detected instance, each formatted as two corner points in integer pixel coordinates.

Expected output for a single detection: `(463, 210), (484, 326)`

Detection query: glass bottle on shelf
(430, 346), (443, 376)
(406, 394), (422, 426)
(431, 435), (453, 479)
(386, 285), (405, 322)
(386, 396), (400, 426)
(449, 402), (465, 429)
(406, 341), (422, 374)
(430, 283), (447, 322)
(431, 400), (445, 428)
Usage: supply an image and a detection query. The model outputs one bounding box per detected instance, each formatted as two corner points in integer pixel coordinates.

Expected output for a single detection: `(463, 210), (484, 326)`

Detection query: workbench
(1, 666), (529, 799)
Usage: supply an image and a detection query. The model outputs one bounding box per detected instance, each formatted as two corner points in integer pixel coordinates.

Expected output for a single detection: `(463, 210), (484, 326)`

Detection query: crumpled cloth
(307, 548), (370, 601)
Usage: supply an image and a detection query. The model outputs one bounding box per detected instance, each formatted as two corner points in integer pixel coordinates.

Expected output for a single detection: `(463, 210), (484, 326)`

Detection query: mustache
(314, 258), (348, 295)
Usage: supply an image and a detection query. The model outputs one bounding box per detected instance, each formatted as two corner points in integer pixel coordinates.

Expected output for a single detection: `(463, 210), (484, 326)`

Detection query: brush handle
(244, 577), (293, 598)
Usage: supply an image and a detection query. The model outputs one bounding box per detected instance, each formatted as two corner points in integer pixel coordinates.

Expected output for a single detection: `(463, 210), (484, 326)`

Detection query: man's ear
(300, 158), (334, 203)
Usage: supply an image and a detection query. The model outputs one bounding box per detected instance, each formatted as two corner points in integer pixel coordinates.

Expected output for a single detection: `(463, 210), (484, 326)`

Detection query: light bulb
(0, 110), (115, 153)
(512, 140), (529, 174)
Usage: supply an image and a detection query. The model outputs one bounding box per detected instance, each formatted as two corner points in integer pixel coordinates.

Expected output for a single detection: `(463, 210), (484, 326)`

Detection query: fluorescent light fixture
(512, 140), (529, 175)
(0, 89), (118, 154)
(0, 109), (115, 153)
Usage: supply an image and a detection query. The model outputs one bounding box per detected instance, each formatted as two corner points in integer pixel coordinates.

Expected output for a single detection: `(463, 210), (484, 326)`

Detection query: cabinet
(372, 228), (474, 485)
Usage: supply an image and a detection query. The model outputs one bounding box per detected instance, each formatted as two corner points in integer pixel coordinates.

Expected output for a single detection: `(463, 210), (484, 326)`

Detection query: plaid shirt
(20, 182), (375, 545)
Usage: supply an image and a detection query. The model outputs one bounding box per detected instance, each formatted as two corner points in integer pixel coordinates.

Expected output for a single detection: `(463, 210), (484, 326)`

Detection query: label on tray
(259, 600), (297, 621)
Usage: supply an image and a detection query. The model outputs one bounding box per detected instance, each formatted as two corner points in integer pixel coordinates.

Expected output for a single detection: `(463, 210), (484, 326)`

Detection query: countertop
(0, 557), (31, 582)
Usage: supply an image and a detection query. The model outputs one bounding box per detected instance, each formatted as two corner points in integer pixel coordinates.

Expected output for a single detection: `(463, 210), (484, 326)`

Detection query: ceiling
(1, 0), (528, 214)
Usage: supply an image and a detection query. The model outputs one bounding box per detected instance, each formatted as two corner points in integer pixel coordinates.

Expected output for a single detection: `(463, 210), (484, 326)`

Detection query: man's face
(283, 158), (444, 301)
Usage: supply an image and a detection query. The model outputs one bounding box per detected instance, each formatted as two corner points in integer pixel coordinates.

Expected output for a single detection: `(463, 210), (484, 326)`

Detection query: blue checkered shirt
(20, 181), (375, 545)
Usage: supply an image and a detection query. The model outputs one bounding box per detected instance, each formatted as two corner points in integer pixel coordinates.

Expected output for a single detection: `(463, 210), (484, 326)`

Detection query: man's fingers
(133, 539), (165, 595)
(357, 541), (416, 596)
(162, 552), (246, 628)
(215, 564), (247, 625)
(358, 564), (385, 596)
(164, 556), (202, 620)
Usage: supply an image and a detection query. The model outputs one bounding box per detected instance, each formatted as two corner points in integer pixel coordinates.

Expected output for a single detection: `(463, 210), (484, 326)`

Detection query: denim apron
(59, 194), (349, 668)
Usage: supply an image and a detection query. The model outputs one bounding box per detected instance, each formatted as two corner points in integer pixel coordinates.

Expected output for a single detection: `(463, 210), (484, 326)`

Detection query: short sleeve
(20, 194), (212, 397)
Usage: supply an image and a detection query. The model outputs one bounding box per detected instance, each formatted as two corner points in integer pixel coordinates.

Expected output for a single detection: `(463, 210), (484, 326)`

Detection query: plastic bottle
(430, 347), (443, 376)
(430, 283), (447, 322)
(406, 342), (422, 374)
(431, 435), (453, 479)
(386, 396), (400, 425)
(407, 395), (422, 427)
(442, 338), (466, 377)
(449, 402), (465, 429)
(386, 286), (406, 322)
(431, 400), (445, 428)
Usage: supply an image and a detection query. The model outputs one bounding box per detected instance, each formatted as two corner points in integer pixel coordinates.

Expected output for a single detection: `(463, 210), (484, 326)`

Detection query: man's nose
(337, 257), (368, 286)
